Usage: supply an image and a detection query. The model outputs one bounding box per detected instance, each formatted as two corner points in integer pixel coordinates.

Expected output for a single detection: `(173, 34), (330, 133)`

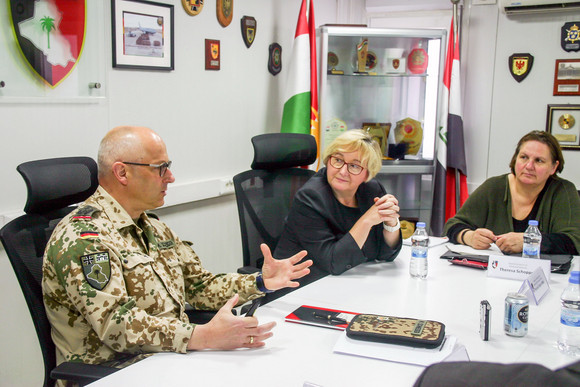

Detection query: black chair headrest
(250, 133), (317, 170)
(17, 157), (99, 214)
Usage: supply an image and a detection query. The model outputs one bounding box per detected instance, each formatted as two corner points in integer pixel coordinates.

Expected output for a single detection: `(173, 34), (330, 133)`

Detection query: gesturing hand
(187, 294), (276, 350)
(261, 244), (312, 291)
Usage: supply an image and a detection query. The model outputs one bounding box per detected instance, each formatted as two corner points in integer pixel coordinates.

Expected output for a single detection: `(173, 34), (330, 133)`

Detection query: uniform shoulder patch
(73, 205), (100, 221)
(80, 252), (111, 290)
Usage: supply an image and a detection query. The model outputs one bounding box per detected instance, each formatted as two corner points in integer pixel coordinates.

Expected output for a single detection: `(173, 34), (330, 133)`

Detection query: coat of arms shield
(10, 0), (86, 88)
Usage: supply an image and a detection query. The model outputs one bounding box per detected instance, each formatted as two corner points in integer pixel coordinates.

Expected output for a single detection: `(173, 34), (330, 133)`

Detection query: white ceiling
(366, 0), (454, 12)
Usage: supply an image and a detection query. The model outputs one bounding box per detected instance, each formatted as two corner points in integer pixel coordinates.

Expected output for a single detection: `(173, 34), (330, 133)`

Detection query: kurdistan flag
(281, 0), (319, 165)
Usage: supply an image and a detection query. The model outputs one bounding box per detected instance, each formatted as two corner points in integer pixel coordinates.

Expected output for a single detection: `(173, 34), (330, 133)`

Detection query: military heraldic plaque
(217, 0), (233, 27)
(205, 39), (220, 70)
(553, 59), (580, 96)
(182, 0), (203, 16)
(241, 16), (256, 48)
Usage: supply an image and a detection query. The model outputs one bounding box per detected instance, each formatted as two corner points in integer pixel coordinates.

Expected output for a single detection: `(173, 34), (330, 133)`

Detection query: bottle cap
(528, 220), (538, 226)
(570, 271), (580, 285)
(416, 222), (426, 228)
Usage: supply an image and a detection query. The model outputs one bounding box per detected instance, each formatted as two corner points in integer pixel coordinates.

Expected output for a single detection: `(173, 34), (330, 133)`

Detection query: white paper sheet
(446, 243), (504, 256)
(333, 334), (464, 367)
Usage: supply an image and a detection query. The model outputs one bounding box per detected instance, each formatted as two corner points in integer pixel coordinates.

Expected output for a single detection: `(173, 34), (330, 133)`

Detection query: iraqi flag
(281, 0), (320, 166)
(430, 18), (468, 236)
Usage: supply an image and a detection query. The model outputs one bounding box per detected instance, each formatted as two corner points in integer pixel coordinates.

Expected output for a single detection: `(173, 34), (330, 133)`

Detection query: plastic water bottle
(410, 222), (429, 279)
(558, 271), (580, 356)
(522, 220), (541, 259)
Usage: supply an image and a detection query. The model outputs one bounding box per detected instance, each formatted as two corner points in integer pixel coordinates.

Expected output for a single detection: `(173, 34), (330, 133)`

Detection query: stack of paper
(334, 334), (469, 367)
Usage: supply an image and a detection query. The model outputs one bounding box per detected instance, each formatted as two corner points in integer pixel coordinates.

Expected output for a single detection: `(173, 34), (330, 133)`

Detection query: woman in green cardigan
(444, 130), (580, 255)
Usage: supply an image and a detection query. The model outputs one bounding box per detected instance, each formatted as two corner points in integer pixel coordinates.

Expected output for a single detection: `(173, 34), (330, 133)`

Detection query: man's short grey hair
(97, 126), (146, 179)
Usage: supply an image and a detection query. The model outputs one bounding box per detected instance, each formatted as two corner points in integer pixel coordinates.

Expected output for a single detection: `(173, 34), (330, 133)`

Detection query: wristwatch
(256, 272), (274, 293)
(383, 218), (401, 232)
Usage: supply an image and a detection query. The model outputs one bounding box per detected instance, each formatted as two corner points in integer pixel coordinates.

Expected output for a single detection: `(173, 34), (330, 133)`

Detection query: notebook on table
(440, 249), (573, 274)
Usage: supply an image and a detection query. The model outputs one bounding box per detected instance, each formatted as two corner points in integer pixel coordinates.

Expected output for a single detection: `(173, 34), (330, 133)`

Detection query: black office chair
(233, 133), (317, 274)
(0, 157), (117, 387)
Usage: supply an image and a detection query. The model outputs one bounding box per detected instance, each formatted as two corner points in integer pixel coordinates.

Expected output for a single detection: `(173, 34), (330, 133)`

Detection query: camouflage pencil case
(346, 314), (445, 349)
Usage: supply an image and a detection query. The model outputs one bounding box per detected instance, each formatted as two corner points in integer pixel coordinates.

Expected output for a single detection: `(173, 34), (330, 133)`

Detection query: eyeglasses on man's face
(328, 155), (364, 175)
(122, 161), (172, 177)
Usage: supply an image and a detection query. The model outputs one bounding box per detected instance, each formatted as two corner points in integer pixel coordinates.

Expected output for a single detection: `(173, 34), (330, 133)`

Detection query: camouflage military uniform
(42, 186), (263, 366)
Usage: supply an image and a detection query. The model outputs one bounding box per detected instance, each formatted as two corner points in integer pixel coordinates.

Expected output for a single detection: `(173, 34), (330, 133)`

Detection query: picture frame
(553, 59), (580, 96)
(546, 104), (580, 150)
(111, 0), (174, 71)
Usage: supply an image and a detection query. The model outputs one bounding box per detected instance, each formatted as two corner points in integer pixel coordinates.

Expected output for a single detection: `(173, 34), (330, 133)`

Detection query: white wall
(486, 9), (580, 184)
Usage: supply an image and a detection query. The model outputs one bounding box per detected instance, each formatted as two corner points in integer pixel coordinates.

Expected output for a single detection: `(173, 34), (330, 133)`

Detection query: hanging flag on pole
(281, 0), (319, 167)
(430, 15), (468, 236)
(308, 0), (319, 166)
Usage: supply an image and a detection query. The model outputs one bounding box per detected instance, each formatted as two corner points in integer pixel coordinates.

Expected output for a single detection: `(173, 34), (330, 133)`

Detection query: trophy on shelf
(407, 44), (429, 75)
(383, 48), (406, 74)
(362, 122), (391, 157)
(355, 38), (369, 74)
(394, 117), (423, 156)
(324, 118), (348, 145)
(328, 52), (343, 75)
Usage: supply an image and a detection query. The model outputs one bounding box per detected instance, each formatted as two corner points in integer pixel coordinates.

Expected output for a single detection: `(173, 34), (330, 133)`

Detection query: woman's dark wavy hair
(509, 130), (564, 174)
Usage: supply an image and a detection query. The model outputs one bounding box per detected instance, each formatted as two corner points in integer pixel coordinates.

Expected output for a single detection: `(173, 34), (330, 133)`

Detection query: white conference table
(89, 244), (579, 387)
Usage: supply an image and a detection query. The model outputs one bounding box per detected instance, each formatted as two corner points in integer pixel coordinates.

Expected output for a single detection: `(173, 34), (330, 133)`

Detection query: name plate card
(518, 267), (551, 305)
(487, 255), (551, 281)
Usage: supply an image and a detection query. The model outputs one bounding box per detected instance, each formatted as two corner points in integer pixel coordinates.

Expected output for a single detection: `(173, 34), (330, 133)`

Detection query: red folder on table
(285, 305), (359, 331)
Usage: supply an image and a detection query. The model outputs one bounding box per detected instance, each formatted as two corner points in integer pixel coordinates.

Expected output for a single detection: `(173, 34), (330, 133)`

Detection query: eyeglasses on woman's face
(122, 161), (172, 177)
(328, 155), (364, 175)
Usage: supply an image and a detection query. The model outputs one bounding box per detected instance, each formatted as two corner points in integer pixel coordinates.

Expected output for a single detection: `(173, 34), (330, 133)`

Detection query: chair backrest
(0, 157), (98, 387)
(233, 133), (317, 271)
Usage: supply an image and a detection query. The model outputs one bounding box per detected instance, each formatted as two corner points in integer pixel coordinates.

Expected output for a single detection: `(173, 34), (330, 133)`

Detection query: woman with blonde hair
(275, 129), (402, 286)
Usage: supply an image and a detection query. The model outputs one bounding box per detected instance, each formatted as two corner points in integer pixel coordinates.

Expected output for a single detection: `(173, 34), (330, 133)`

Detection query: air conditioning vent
(500, 0), (580, 14)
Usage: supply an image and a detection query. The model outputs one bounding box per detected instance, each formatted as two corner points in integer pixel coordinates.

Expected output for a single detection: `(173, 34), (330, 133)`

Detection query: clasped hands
(463, 228), (524, 254)
(188, 244), (311, 351)
(370, 194), (400, 229)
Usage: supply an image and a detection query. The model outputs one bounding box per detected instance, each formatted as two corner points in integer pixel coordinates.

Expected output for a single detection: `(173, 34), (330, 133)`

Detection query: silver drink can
(504, 292), (529, 337)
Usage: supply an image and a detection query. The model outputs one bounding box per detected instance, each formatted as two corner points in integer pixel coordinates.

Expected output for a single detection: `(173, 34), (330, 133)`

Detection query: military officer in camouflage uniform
(42, 126), (312, 370)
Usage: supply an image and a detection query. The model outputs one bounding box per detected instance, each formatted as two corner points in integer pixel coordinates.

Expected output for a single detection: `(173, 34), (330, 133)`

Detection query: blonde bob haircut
(322, 129), (382, 182)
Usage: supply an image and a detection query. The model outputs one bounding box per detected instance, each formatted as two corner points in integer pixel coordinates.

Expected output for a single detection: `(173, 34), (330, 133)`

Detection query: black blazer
(275, 167), (402, 283)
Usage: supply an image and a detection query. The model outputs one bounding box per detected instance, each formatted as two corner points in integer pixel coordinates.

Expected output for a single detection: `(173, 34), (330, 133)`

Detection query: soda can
(504, 292), (529, 337)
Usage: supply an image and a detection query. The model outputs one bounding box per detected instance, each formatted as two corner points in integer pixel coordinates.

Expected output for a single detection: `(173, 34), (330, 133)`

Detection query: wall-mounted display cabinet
(318, 26), (447, 227)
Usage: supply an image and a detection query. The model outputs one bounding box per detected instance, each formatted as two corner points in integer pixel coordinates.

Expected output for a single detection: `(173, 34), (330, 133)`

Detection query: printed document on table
(333, 335), (464, 367)
(446, 243), (504, 256)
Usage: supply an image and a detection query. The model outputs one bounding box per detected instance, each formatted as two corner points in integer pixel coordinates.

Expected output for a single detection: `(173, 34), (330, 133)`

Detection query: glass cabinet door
(318, 26), (446, 227)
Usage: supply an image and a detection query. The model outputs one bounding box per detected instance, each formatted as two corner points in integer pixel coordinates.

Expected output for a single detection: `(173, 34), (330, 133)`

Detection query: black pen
(312, 311), (347, 325)
(439, 337), (447, 352)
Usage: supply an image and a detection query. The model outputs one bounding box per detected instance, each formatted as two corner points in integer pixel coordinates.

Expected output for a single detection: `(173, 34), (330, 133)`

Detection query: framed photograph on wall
(111, 0), (174, 70)
(546, 104), (580, 150)
(553, 59), (580, 96)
